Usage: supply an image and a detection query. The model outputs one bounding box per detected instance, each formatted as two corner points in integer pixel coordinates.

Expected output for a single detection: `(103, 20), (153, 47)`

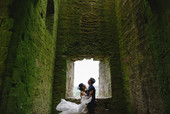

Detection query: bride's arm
(81, 91), (85, 96)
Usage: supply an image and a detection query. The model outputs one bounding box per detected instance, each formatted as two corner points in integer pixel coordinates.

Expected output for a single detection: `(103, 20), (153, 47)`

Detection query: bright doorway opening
(73, 58), (99, 98)
(66, 57), (112, 99)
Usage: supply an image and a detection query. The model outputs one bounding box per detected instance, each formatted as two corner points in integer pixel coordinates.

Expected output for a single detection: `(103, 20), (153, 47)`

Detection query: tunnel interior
(0, 0), (169, 114)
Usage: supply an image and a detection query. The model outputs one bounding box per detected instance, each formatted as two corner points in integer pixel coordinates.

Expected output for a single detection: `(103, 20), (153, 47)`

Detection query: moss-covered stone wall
(0, 0), (14, 96)
(0, 0), (60, 113)
(114, 0), (170, 113)
(0, 0), (169, 113)
(52, 0), (129, 113)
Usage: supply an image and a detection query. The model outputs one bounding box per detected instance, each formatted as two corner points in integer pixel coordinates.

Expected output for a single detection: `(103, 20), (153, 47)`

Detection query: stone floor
(94, 98), (111, 114)
(66, 98), (112, 114)
(95, 108), (111, 114)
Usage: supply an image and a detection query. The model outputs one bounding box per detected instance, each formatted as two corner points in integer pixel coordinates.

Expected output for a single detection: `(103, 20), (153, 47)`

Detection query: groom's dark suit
(87, 84), (96, 114)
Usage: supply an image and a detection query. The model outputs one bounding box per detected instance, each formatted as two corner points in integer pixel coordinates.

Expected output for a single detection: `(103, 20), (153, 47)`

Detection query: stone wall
(66, 59), (74, 98)
(0, 0), (14, 96)
(99, 58), (112, 98)
(52, 0), (129, 113)
(0, 0), (169, 113)
(0, 0), (60, 113)
(114, 0), (170, 113)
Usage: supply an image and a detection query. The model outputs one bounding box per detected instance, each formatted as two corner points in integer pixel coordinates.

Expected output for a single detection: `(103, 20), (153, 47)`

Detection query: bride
(56, 83), (92, 114)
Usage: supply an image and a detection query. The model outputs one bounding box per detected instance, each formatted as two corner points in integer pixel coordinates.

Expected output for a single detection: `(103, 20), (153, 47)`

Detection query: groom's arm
(88, 90), (94, 99)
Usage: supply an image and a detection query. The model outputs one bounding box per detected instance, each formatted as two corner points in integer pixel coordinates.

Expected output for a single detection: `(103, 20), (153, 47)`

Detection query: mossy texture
(114, 0), (170, 113)
(0, 0), (169, 113)
(0, 0), (14, 96)
(52, 0), (128, 113)
(0, 0), (59, 113)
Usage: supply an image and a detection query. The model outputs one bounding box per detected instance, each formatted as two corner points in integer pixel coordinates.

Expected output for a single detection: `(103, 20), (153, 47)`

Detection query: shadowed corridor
(0, 0), (169, 114)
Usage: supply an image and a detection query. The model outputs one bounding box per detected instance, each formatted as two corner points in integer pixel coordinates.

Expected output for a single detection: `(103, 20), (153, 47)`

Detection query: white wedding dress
(56, 96), (92, 114)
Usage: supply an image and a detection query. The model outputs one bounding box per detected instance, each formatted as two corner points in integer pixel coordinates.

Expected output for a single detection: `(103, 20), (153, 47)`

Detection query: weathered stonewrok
(0, 0), (169, 114)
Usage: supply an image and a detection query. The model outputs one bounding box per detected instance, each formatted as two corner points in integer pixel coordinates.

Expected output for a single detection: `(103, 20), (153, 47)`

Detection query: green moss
(1, 0), (169, 113)
(0, 0), (58, 113)
(52, 0), (129, 113)
(143, 0), (170, 113)
(115, 0), (170, 113)
(0, 0), (14, 96)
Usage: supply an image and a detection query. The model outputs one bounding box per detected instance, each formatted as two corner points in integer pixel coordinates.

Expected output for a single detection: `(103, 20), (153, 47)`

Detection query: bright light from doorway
(73, 58), (99, 97)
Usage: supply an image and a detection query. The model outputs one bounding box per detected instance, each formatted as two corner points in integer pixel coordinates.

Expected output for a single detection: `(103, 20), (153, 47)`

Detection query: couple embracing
(56, 78), (96, 114)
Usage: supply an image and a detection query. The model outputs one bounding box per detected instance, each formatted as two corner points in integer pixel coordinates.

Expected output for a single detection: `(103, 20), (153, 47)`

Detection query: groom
(87, 78), (96, 114)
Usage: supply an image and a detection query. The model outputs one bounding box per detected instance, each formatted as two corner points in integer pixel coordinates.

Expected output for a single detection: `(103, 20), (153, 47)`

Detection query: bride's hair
(78, 83), (84, 91)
